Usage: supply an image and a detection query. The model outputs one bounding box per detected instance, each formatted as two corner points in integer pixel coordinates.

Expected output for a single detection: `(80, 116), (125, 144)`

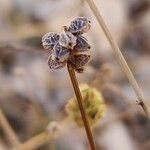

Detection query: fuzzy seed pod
(42, 32), (60, 51)
(59, 31), (77, 49)
(66, 84), (106, 127)
(42, 17), (92, 72)
(68, 17), (91, 35)
(47, 55), (66, 69)
(53, 43), (70, 62)
(74, 36), (91, 52)
(69, 54), (91, 69)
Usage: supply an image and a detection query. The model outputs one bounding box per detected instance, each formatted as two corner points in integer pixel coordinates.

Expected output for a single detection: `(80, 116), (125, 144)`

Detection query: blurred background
(0, 0), (150, 150)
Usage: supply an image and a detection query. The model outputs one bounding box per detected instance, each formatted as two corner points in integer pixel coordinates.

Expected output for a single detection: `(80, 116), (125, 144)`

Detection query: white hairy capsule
(68, 17), (91, 35)
(59, 31), (77, 49)
(53, 43), (70, 62)
(42, 32), (60, 51)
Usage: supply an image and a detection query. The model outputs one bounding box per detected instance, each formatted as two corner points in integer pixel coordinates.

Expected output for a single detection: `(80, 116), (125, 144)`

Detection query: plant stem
(18, 118), (68, 150)
(85, 0), (150, 119)
(19, 132), (51, 150)
(67, 63), (96, 150)
(0, 109), (20, 147)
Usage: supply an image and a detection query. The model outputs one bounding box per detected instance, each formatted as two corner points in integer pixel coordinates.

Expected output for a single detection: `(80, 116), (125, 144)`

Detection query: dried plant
(18, 121), (62, 150)
(85, 0), (150, 119)
(0, 1), (149, 150)
(0, 109), (20, 148)
(42, 17), (96, 150)
(66, 84), (106, 127)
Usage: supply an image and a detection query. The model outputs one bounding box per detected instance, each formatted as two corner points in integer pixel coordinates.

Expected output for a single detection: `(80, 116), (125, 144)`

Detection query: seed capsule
(74, 36), (91, 52)
(68, 17), (91, 35)
(47, 55), (66, 70)
(42, 32), (60, 50)
(66, 84), (106, 127)
(42, 17), (92, 72)
(69, 54), (91, 69)
(59, 31), (77, 49)
(53, 43), (70, 62)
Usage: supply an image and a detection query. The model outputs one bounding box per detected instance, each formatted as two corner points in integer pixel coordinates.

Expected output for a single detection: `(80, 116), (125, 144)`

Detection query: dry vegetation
(0, 0), (150, 150)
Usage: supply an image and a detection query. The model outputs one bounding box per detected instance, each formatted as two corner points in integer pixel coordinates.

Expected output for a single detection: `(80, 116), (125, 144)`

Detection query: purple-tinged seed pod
(53, 43), (70, 62)
(42, 32), (60, 51)
(69, 54), (91, 69)
(68, 17), (91, 35)
(59, 31), (77, 49)
(74, 36), (91, 52)
(47, 55), (66, 70)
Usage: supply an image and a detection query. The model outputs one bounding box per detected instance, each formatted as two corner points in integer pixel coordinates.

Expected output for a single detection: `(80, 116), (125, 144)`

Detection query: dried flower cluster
(42, 17), (91, 72)
(66, 84), (106, 127)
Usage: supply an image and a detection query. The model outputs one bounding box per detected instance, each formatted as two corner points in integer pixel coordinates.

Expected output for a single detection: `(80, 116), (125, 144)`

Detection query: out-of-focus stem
(19, 132), (51, 150)
(0, 109), (20, 147)
(18, 119), (68, 150)
(85, 0), (150, 119)
(67, 63), (96, 150)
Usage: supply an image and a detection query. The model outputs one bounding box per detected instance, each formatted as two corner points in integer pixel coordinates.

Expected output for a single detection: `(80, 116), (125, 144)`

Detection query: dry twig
(67, 63), (96, 150)
(85, 0), (150, 119)
(0, 109), (20, 148)
(19, 132), (51, 150)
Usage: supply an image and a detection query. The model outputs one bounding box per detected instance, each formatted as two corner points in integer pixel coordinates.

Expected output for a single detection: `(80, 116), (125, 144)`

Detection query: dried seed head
(47, 55), (66, 70)
(74, 36), (91, 52)
(66, 84), (106, 127)
(68, 17), (91, 35)
(59, 31), (77, 49)
(42, 32), (60, 50)
(42, 17), (92, 71)
(69, 54), (91, 69)
(53, 43), (70, 62)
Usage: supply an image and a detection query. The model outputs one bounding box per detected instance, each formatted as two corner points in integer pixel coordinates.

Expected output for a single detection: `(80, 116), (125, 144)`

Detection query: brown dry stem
(85, 0), (150, 120)
(19, 132), (51, 150)
(67, 63), (96, 150)
(0, 109), (20, 148)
